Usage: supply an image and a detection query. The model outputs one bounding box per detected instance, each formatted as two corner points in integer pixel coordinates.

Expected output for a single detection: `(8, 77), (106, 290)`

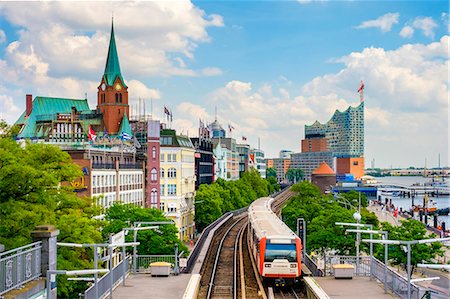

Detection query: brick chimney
(26, 94), (33, 117)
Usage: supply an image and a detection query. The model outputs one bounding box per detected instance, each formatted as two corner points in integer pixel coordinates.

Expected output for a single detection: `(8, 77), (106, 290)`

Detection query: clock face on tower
(115, 83), (122, 91)
(101, 83), (106, 91)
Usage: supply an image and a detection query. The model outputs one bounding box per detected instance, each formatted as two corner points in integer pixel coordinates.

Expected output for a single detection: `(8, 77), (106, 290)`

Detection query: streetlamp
(46, 269), (109, 299)
(346, 229), (388, 293)
(362, 237), (450, 299)
(335, 221), (372, 276)
(123, 225), (159, 274)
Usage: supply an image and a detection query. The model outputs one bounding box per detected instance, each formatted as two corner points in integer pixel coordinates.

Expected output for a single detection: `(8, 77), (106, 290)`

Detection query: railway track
(199, 188), (296, 299)
(269, 286), (304, 299)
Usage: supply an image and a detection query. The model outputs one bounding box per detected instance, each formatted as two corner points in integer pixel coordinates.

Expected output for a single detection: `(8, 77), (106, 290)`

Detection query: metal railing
(0, 242), (42, 295)
(135, 255), (176, 273)
(325, 255), (371, 277)
(371, 257), (423, 299)
(325, 255), (424, 299)
(304, 253), (323, 276)
(84, 256), (129, 299)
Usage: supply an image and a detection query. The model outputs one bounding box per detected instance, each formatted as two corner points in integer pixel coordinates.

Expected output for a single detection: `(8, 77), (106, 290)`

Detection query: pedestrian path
(113, 273), (192, 299)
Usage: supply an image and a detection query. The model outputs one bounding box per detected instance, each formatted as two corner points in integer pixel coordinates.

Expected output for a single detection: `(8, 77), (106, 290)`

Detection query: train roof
(248, 197), (298, 241)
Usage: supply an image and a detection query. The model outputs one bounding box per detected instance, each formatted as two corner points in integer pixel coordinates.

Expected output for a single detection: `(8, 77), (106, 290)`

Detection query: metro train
(248, 197), (302, 287)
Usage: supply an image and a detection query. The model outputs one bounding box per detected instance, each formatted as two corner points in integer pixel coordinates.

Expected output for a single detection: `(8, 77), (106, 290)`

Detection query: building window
(168, 184), (176, 195)
(168, 154), (177, 162)
(160, 168), (165, 179)
(160, 153), (165, 162)
(168, 203), (177, 213)
(160, 202), (165, 211)
(161, 184), (165, 196)
(119, 93), (122, 103)
(115, 93), (118, 103)
(152, 146), (156, 159)
(168, 168), (177, 178)
(151, 188), (158, 204)
(151, 168), (157, 182)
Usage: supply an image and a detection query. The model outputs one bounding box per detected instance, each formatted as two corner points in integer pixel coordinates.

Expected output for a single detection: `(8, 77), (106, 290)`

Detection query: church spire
(103, 18), (126, 87)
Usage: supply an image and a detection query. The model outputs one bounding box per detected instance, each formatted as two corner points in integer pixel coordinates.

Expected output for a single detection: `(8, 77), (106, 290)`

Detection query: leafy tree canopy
(266, 167), (276, 178)
(377, 220), (443, 277)
(0, 121), (102, 297)
(195, 169), (270, 232)
(286, 168), (303, 183)
(102, 204), (188, 256)
(282, 181), (378, 255)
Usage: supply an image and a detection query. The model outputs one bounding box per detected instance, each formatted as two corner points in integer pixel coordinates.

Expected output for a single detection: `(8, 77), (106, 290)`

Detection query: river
(374, 176), (449, 226)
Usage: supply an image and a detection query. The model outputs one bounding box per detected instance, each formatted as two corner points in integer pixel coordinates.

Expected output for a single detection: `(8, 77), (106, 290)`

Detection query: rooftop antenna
(151, 98), (153, 118)
(84, 92), (87, 100)
(215, 106), (217, 121)
(258, 137), (261, 150)
(144, 99), (146, 118)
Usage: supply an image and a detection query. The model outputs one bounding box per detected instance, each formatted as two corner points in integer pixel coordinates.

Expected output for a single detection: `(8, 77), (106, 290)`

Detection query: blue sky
(0, 0), (448, 168)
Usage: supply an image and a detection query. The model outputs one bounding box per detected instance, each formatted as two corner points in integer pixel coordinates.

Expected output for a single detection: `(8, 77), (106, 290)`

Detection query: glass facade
(305, 102), (364, 158)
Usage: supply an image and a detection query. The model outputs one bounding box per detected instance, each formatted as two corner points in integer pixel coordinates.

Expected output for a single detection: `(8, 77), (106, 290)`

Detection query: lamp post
(46, 269), (109, 299)
(346, 229), (388, 292)
(123, 225), (159, 274)
(362, 237), (450, 299)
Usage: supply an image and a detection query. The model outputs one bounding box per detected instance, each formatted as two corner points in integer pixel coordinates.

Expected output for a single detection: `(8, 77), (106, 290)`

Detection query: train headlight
(264, 264), (271, 268)
(290, 264), (297, 268)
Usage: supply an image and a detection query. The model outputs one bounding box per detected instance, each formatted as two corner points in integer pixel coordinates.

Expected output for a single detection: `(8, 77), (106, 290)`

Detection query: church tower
(97, 20), (129, 135)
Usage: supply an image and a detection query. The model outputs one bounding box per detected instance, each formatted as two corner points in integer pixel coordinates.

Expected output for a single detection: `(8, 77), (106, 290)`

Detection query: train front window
(264, 243), (297, 262)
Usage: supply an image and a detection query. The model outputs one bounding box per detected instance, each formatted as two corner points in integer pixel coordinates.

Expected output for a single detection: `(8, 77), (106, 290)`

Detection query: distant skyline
(0, 1), (448, 168)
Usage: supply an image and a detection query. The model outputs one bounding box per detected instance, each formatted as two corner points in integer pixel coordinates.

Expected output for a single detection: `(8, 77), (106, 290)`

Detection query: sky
(0, 0), (448, 168)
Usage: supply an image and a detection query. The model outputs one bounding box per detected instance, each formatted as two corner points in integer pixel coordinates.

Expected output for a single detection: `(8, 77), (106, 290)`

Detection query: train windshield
(264, 243), (297, 262)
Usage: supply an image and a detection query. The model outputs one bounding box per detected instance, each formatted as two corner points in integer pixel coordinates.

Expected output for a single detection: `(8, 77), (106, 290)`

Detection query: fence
(325, 255), (371, 277)
(325, 255), (424, 299)
(371, 257), (423, 299)
(0, 242), (42, 296)
(135, 255), (176, 273)
(304, 253), (323, 277)
(84, 256), (129, 299)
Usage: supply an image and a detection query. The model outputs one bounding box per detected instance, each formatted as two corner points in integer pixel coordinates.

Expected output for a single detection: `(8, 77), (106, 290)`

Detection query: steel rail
(234, 224), (246, 299)
(206, 217), (244, 299)
(247, 220), (268, 299)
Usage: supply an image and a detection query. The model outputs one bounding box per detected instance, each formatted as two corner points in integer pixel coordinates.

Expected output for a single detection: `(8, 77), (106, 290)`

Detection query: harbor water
(375, 176), (450, 226)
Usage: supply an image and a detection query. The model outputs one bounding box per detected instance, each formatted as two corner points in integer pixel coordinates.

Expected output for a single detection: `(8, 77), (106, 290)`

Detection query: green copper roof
(103, 20), (126, 87)
(118, 113), (132, 137)
(15, 96), (98, 138)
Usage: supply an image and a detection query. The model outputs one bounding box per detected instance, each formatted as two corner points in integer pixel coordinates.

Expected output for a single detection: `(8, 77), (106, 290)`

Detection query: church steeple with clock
(97, 19), (129, 135)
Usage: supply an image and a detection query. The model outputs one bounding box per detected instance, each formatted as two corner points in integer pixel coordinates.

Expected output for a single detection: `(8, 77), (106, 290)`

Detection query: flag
(393, 207), (399, 218)
(121, 131), (132, 140)
(357, 80), (365, 93)
(88, 126), (97, 141)
(170, 108), (173, 122)
(164, 106), (170, 116)
(242, 136), (247, 141)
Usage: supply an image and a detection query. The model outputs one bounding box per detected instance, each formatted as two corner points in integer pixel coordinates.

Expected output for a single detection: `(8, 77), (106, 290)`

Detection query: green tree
(266, 176), (280, 193)
(194, 184), (223, 232)
(102, 204), (188, 256)
(282, 182), (378, 257)
(377, 220), (443, 277)
(0, 126), (103, 297)
(266, 167), (277, 178)
(285, 168), (303, 183)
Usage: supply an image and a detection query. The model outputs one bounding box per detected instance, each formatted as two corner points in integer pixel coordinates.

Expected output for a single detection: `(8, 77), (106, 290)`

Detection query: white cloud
(399, 25), (414, 38)
(201, 67), (223, 76)
(173, 36), (449, 167)
(356, 13), (399, 32)
(0, 29), (5, 44)
(0, 1), (224, 80)
(412, 17), (438, 38)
